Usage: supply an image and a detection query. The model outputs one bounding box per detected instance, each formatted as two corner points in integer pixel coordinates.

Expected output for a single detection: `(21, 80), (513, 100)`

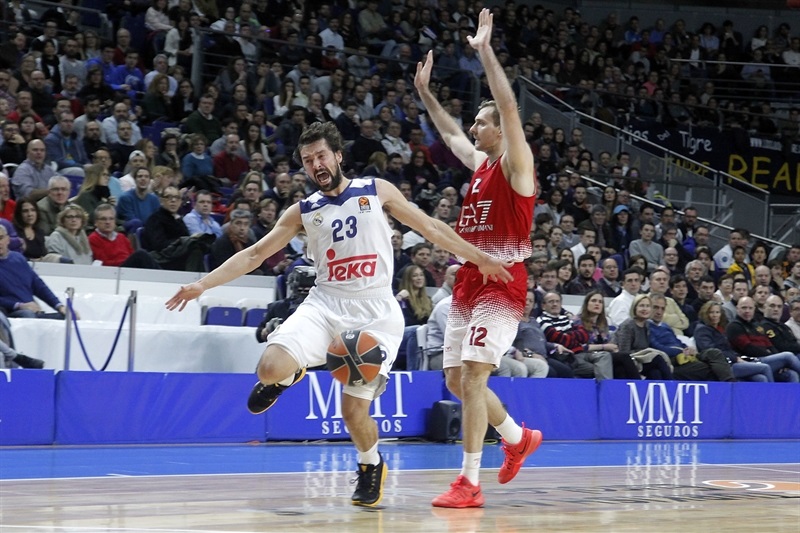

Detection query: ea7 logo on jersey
(327, 253), (378, 281)
(358, 196), (371, 212)
(458, 200), (493, 233)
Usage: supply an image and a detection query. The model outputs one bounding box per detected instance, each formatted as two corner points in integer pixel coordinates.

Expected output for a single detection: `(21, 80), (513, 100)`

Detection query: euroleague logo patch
(358, 196), (371, 212)
(703, 480), (800, 493)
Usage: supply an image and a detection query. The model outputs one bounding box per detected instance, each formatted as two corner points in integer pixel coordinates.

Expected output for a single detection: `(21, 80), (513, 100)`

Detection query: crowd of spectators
(0, 1), (799, 376)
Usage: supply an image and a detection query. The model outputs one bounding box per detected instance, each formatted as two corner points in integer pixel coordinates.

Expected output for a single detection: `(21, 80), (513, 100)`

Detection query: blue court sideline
(2, 440), (799, 481)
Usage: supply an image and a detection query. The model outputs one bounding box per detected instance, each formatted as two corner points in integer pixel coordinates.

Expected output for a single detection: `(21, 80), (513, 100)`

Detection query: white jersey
(300, 178), (394, 294)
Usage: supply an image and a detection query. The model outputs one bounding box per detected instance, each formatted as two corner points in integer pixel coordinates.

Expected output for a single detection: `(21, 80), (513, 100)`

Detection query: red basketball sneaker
(431, 475), (485, 508)
(497, 426), (542, 484)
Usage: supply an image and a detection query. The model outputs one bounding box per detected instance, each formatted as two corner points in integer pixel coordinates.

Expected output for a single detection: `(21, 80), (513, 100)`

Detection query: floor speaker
(428, 400), (462, 442)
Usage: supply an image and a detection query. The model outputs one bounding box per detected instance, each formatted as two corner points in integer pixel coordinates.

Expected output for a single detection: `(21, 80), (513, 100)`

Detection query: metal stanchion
(64, 287), (74, 371)
(127, 290), (137, 372)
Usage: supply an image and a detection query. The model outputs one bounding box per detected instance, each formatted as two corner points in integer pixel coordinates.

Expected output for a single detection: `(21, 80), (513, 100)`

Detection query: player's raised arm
(377, 180), (512, 284)
(166, 204), (303, 311)
(414, 51), (484, 171)
(468, 9), (534, 196)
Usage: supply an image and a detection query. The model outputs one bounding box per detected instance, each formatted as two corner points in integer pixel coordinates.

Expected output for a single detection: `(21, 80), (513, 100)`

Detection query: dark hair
(669, 274), (687, 289)
(294, 121), (344, 164)
(578, 253), (596, 266)
(12, 198), (39, 228)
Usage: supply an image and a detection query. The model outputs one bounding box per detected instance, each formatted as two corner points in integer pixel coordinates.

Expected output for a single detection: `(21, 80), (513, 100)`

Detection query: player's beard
(315, 164), (343, 192)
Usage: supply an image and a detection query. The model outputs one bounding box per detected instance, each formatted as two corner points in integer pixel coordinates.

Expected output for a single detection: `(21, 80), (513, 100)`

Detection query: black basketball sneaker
(351, 453), (387, 507)
(246, 368), (306, 414)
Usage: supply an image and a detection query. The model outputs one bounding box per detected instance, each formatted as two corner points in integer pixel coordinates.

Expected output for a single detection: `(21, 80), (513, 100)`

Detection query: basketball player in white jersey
(415, 9), (542, 508)
(166, 122), (513, 507)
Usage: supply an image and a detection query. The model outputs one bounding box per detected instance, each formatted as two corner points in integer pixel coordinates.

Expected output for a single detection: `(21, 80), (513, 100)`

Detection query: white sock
(494, 414), (523, 445)
(461, 452), (482, 485)
(277, 368), (301, 387)
(357, 442), (381, 466)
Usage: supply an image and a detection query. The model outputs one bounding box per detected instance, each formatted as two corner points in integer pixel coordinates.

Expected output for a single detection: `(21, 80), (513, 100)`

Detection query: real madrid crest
(312, 212), (324, 226)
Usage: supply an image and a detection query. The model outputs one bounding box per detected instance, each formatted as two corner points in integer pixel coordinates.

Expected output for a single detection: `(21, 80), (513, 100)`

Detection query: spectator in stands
(141, 73), (173, 124)
(263, 172), (293, 211)
(577, 290), (642, 379)
(141, 185), (210, 271)
(43, 110), (88, 177)
(695, 301), (773, 382)
(760, 294), (800, 355)
(784, 261), (800, 291)
(180, 134), (216, 191)
(44, 204), (92, 265)
(209, 208), (259, 272)
(395, 265), (433, 327)
(714, 228), (748, 272)
(0, 119), (27, 169)
(13, 199), (61, 262)
(171, 78), (196, 123)
(537, 291), (613, 380)
(81, 120), (104, 159)
(727, 296), (800, 382)
(597, 257), (622, 298)
(505, 290), (553, 378)
(333, 100), (360, 142)
(35, 175), (70, 235)
(569, 225), (595, 264)
(88, 203), (155, 268)
(271, 106), (307, 158)
(116, 168), (160, 227)
(607, 267), (644, 326)
(432, 264), (460, 306)
(629, 222), (663, 274)
(649, 293), (734, 382)
(785, 297), (800, 341)
(102, 102), (142, 146)
(669, 274), (698, 333)
(350, 120), (385, 170)
(10, 140), (55, 201)
(648, 268), (690, 335)
(613, 294), (673, 380)
(564, 254), (598, 295)
(182, 190), (222, 238)
(213, 134), (248, 187)
(0, 223), (77, 319)
(184, 94), (222, 141)
(0, 174), (14, 221)
(727, 245), (755, 289)
(72, 164), (115, 231)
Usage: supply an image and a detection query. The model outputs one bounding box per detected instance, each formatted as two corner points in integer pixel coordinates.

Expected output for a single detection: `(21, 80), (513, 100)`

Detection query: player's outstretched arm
(377, 180), (512, 283)
(414, 50), (483, 171)
(468, 9), (534, 195)
(165, 204), (303, 311)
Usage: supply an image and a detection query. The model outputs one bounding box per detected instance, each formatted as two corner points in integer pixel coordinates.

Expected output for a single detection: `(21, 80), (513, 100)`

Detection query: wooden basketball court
(1, 441), (798, 532)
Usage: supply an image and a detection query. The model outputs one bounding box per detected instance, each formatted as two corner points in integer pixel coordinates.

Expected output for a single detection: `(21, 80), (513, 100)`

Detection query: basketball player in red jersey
(415, 9), (543, 508)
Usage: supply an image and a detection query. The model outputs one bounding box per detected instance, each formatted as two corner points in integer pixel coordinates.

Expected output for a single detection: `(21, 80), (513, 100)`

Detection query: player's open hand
(478, 256), (514, 284)
(467, 9), (493, 52)
(165, 282), (205, 311)
(414, 50), (434, 94)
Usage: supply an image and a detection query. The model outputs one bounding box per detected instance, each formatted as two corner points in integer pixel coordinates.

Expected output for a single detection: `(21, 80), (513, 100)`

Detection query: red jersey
(456, 155), (535, 262)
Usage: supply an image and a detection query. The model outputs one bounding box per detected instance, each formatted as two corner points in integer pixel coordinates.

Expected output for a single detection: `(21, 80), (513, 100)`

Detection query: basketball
(326, 330), (384, 387)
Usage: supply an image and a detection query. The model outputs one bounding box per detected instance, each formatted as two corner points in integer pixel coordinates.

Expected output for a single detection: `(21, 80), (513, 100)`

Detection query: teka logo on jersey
(627, 382), (709, 438)
(305, 372), (412, 435)
(327, 252), (378, 281)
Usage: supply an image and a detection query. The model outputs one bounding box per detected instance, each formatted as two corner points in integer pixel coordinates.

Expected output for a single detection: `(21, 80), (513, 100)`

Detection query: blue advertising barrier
(266, 371), (442, 441)
(598, 380), (733, 440)
(0, 369), (55, 445)
(490, 377), (599, 440)
(6, 372), (799, 445)
(55, 372), (265, 444)
(731, 382), (800, 439)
